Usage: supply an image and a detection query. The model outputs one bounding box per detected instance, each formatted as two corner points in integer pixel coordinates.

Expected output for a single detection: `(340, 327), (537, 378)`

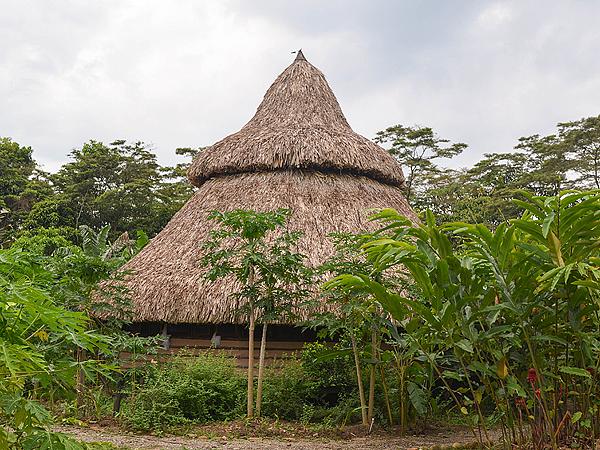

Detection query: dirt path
(58, 425), (490, 449)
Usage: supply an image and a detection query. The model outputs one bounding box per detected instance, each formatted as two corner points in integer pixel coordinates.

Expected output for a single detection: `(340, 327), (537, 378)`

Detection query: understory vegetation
(327, 190), (600, 449)
(121, 345), (360, 432)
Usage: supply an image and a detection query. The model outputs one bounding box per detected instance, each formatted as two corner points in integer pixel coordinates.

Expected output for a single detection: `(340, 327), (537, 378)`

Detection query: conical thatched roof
(119, 51), (415, 324)
(187, 50), (405, 188)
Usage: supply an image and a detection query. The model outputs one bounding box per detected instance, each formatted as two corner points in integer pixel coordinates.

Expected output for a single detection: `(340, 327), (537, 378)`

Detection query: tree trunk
(351, 333), (368, 426)
(367, 330), (377, 426)
(247, 309), (255, 418)
(255, 322), (268, 417)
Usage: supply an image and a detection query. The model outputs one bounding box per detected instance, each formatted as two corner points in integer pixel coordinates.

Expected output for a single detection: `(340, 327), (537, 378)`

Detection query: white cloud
(1, 0), (599, 173)
(476, 2), (513, 29)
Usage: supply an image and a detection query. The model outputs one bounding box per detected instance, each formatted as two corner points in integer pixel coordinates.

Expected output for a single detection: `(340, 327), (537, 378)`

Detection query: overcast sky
(2, 0), (599, 172)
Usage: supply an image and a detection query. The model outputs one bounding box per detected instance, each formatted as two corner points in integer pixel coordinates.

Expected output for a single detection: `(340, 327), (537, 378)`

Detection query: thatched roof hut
(121, 50), (415, 327)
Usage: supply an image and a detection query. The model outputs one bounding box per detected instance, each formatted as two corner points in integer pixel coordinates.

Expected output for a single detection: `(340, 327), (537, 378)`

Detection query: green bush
(260, 342), (358, 423)
(123, 344), (360, 431)
(300, 342), (356, 407)
(260, 359), (312, 420)
(123, 353), (246, 431)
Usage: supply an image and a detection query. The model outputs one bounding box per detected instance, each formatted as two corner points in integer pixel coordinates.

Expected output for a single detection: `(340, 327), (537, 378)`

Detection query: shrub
(123, 344), (360, 431)
(300, 342), (356, 407)
(260, 359), (312, 420)
(260, 343), (358, 423)
(123, 353), (246, 431)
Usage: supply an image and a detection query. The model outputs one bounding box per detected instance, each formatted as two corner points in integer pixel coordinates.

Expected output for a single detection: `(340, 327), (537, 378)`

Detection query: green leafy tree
(374, 125), (467, 204)
(559, 115), (600, 189)
(423, 152), (531, 227)
(200, 209), (311, 418)
(50, 140), (164, 236)
(0, 138), (52, 244)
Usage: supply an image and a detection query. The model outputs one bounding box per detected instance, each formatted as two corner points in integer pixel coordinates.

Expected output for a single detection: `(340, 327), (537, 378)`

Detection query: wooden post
(161, 323), (170, 350)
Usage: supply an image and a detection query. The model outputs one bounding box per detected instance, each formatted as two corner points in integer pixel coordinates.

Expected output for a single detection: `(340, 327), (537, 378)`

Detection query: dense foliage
(123, 344), (358, 432)
(0, 139), (198, 245)
(376, 115), (600, 227)
(0, 247), (113, 448)
(0, 223), (151, 448)
(327, 190), (600, 448)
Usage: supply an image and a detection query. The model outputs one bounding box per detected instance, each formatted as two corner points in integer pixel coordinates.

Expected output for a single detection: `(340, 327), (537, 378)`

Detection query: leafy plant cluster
(327, 190), (600, 448)
(0, 247), (114, 448)
(123, 354), (246, 431)
(0, 138), (199, 246)
(376, 115), (600, 227)
(0, 222), (154, 448)
(121, 344), (358, 432)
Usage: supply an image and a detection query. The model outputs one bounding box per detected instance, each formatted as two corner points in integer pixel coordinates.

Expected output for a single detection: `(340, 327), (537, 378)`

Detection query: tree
(0, 138), (51, 244)
(35, 140), (197, 240)
(514, 134), (573, 196)
(200, 209), (311, 418)
(374, 125), (467, 204)
(49, 140), (163, 237)
(558, 115), (600, 189)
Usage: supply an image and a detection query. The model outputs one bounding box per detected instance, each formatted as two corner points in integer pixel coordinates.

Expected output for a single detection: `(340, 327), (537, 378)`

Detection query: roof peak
(293, 49), (306, 62)
(187, 52), (406, 188)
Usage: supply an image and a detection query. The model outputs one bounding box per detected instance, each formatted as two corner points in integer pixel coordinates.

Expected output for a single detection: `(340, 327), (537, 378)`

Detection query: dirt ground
(58, 422), (496, 450)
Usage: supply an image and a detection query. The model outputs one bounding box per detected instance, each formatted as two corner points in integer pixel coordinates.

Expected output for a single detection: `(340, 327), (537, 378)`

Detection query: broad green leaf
(560, 366), (592, 379)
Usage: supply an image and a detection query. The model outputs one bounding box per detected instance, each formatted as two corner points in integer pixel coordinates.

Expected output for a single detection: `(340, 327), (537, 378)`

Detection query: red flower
(535, 388), (541, 399)
(514, 397), (526, 408)
(527, 368), (538, 384)
(587, 367), (596, 377)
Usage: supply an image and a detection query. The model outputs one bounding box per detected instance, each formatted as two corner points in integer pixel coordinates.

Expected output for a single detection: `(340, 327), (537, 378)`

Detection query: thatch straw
(113, 51), (415, 324)
(120, 171), (415, 323)
(187, 50), (405, 188)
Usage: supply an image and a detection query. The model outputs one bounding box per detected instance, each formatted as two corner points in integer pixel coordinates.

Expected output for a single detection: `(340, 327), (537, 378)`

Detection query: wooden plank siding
(119, 337), (305, 369)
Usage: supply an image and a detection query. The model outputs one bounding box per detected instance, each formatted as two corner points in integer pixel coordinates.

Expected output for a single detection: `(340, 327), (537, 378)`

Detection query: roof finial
(292, 49), (306, 62)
